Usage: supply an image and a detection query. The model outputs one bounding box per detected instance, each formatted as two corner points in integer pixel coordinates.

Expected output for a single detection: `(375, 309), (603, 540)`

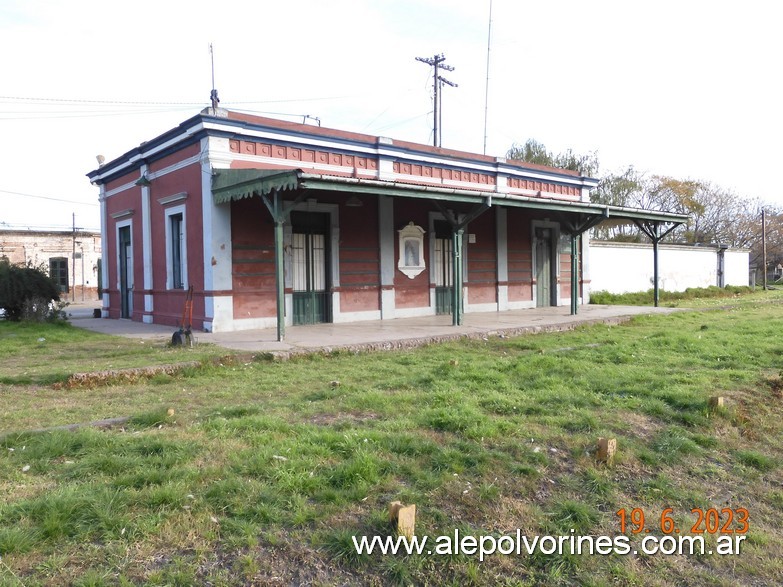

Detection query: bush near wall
(0, 259), (62, 321)
(590, 285), (754, 306)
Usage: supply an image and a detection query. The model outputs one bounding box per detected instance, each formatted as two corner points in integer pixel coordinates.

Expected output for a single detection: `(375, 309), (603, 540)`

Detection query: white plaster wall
(589, 241), (749, 293)
(724, 250), (750, 286)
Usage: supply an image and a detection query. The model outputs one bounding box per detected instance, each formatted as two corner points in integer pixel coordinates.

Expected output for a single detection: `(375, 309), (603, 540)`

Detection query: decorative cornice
(157, 192), (188, 206)
(110, 209), (135, 219)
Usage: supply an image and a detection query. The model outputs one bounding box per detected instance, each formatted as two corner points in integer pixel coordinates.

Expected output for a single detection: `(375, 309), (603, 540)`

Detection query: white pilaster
(99, 185), (110, 317)
(201, 136), (234, 332)
(378, 195), (396, 319)
(140, 163), (153, 315)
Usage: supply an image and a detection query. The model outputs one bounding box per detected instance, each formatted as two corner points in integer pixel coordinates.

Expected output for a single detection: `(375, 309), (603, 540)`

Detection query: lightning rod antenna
(483, 0), (493, 155)
(209, 43), (220, 113)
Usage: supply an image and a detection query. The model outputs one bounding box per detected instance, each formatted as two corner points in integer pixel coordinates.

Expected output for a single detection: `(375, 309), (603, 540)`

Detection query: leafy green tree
(507, 138), (599, 177)
(506, 139), (552, 167)
(591, 166), (646, 240)
(0, 259), (61, 321)
(506, 138), (780, 272)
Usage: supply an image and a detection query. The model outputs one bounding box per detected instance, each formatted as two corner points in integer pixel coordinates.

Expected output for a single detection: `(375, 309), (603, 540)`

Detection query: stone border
(267, 315), (634, 360)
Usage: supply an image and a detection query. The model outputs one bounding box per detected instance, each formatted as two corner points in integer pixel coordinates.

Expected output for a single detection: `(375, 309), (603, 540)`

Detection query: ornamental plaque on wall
(397, 222), (426, 279)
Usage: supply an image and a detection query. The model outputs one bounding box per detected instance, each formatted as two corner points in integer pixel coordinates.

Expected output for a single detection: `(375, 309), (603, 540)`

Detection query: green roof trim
(212, 169), (301, 204)
(210, 169), (688, 226)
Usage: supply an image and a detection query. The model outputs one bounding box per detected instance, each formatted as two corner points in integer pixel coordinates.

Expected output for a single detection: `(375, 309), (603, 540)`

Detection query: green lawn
(1, 292), (783, 586)
(0, 320), (231, 388)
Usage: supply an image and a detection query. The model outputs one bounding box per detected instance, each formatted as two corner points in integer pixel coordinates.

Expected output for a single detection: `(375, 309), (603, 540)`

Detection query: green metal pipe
(570, 233), (578, 315)
(653, 237), (659, 308)
(273, 195), (286, 341)
(452, 229), (464, 326)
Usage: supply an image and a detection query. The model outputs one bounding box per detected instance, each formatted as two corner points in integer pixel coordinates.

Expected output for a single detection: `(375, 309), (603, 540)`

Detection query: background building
(0, 229), (102, 301)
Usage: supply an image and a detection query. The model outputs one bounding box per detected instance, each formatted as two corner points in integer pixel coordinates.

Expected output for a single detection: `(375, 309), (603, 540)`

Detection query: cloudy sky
(1, 0), (780, 231)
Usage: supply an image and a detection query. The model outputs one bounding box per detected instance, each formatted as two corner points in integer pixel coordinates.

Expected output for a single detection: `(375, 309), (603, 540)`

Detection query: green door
(535, 227), (554, 308)
(291, 212), (331, 325)
(97, 258), (102, 299)
(118, 225), (133, 318)
(49, 257), (69, 294)
(434, 220), (453, 315)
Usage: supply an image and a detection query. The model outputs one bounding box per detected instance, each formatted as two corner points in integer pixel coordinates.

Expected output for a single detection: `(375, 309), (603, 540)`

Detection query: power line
(0, 93), (385, 108)
(0, 104), (199, 121)
(372, 112), (432, 134)
(0, 222), (100, 232)
(0, 87), (425, 109)
(0, 189), (99, 206)
(0, 95), (205, 106)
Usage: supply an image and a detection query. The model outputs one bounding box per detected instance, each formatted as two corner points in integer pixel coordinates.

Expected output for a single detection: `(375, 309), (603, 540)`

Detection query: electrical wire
(0, 189), (99, 206)
(372, 112), (431, 134)
(0, 96), (206, 106)
(0, 223), (100, 232)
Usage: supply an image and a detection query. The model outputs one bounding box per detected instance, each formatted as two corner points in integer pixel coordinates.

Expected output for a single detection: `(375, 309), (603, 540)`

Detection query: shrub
(589, 285), (754, 306)
(0, 259), (63, 322)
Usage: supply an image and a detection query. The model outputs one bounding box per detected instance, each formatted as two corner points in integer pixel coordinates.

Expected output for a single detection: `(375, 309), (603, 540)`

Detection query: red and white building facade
(87, 109), (685, 334)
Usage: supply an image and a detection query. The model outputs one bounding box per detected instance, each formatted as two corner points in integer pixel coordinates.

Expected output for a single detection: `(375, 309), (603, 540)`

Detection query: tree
(591, 166), (646, 240)
(506, 138), (783, 275)
(507, 139), (599, 177)
(0, 259), (61, 321)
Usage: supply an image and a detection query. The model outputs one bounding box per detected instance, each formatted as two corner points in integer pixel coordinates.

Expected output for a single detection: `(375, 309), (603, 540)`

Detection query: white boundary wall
(589, 240), (749, 294)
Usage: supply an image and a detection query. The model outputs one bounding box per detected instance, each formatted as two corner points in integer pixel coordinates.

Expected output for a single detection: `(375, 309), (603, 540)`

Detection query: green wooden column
(570, 233), (579, 315)
(274, 213), (285, 342)
(433, 199), (490, 327)
(451, 228), (464, 326)
(560, 212), (607, 316)
(652, 227), (661, 308)
(263, 188), (287, 342)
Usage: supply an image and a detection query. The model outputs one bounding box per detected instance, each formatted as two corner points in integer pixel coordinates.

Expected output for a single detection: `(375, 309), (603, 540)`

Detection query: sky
(1, 0), (781, 232)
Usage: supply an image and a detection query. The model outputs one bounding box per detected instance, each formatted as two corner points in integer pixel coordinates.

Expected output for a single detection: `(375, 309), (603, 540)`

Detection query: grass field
(1, 291), (783, 586)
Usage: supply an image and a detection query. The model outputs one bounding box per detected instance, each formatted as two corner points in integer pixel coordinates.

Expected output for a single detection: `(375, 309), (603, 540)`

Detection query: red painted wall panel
(466, 209), (497, 304)
(147, 161), (205, 328)
(506, 209), (533, 302)
(231, 197), (276, 319)
(339, 195), (380, 312)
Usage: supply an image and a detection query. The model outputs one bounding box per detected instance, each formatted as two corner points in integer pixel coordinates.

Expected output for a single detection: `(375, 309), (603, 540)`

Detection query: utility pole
(80, 245), (85, 302)
(72, 213), (76, 302)
(71, 213), (83, 302)
(762, 208), (767, 290)
(416, 54), (457, 147)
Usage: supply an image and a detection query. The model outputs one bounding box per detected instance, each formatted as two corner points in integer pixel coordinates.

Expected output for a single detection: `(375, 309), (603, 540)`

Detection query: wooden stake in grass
(597, 437), (617, 464)
(709, 396), (725, 410)
(389, 501), (416, 538)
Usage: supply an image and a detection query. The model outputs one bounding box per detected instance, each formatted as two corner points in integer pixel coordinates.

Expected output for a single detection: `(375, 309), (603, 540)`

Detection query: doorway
(433, 220), (453, 315)
(534, 226), (555, 307)
(291, 211), (331, 325)
(118, 225), (133, 318)
(49, 257), (69, 294)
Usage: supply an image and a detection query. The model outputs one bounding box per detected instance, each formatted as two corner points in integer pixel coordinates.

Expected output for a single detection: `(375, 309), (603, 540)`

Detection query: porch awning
(211, 168), (689, 226)
(212, 169), (301, 204)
